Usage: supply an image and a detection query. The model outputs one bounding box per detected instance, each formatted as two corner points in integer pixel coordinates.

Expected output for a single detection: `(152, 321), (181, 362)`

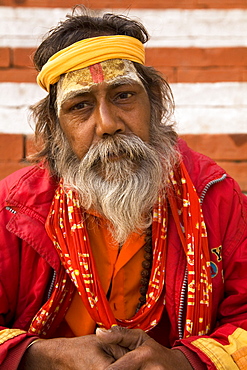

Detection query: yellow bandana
(37, 35), (145, 92)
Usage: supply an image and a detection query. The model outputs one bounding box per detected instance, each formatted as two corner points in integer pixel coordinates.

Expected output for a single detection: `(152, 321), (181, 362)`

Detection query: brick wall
(1, 4), (246, 136)
(1, 1), (247, 85)
(1, 0), (247, 8)
(1, 133), (247, 192)
(1, 47), (247, 85)
(1, 2), (246, 192)
(0, 47), (36, 83)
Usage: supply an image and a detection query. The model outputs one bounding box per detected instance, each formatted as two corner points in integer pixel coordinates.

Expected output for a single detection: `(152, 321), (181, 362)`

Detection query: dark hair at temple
(30, 6), (176, 171)
(33, 8), (149, 71)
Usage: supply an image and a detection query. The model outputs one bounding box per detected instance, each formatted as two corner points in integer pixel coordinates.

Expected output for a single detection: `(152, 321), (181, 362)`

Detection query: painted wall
(0, 1), (246, 189)
(0, 2), (247, 135)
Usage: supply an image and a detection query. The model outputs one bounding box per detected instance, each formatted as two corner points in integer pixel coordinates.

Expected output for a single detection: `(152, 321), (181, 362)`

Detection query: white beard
(54, 130), (179, 244)
(61, 135), (162, 244)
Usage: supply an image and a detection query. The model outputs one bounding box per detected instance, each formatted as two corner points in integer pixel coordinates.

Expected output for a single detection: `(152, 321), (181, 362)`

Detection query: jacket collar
(178, 138), (226, 197)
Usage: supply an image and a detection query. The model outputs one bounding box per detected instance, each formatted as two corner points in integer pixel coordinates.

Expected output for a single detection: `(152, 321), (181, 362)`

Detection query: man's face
(53, 59), (178, 243)
(57, 59), (151, 159)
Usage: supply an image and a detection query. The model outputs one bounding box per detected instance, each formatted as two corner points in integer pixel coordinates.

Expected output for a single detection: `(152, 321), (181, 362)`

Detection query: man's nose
(95, 101), (125, 138)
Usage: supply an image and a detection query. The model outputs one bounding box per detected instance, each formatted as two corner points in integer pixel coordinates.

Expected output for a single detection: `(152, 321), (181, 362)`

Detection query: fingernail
(96, 327), (108, 334)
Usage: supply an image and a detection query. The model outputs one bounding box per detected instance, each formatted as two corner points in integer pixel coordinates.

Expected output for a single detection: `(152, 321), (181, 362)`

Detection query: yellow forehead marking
(56, 59), (143, 114)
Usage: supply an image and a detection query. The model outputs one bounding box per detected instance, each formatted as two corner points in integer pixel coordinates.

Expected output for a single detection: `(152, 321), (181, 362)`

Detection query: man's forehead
(58, 59), (143, 94)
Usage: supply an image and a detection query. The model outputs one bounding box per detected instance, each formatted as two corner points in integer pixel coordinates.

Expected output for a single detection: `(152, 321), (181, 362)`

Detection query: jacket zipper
(47, 270), (57, 300)
(199, 174), (227, 204)
(5, 206), (17, 214)
(178, 269), (188, 339)
(177, 173), (227, 339)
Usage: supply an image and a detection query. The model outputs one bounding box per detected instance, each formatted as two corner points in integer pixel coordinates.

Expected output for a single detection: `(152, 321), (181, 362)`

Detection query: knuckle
(139, 343), (154, 359)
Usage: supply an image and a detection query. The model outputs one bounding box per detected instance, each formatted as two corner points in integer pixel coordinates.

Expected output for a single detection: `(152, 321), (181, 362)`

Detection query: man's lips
(107, 152), (127, 161)
(90, 151), (127, 167)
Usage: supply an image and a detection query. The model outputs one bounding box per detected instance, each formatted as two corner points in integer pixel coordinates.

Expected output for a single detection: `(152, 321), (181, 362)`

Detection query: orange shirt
(64, 210), (146, 336)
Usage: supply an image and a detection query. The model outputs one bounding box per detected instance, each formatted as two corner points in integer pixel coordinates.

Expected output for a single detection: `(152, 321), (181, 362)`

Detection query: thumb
(96, 325), (149, 350)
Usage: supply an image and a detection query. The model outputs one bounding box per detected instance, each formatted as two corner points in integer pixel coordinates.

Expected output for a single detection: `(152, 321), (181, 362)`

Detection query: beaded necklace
(136, 226), (153, 312)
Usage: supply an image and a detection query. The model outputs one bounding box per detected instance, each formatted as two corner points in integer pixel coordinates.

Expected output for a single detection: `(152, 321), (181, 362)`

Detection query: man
(1, 8), (247, 370)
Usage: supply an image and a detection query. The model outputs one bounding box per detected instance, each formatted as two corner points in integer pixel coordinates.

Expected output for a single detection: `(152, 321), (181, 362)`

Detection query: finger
(96, 326), (149, 350)
(106, 350), (141, 370)
(99, 341), (129, 360)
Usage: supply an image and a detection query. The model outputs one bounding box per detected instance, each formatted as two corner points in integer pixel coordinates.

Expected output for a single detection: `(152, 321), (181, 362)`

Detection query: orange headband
(37, 35), (145, 92)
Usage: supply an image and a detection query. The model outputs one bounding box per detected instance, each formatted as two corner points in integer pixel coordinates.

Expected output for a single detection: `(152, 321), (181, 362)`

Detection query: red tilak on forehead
(89, 63), (104, 83)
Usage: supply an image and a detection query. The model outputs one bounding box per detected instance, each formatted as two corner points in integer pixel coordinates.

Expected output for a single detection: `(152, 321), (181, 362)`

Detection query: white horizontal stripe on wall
(0, 82), (246, 134)
(174, 107), (247, 134)
(0, 7), (247, 48)
(171, 82), (247, 134)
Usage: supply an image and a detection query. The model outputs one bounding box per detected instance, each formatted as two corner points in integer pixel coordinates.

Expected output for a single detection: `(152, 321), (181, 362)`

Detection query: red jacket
(1, 139), (247, 369)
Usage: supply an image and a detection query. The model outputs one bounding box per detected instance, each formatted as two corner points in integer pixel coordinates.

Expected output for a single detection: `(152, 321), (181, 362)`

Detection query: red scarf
(29, 162), (212, 338)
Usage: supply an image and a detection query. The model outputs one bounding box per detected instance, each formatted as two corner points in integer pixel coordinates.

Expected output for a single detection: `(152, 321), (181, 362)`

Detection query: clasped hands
(20, 326), (193, 369)
(96, 325), (192, 370)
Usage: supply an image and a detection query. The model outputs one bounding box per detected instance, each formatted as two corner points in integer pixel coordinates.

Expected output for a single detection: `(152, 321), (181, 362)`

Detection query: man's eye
(117, 92), (134, 100)
(71, 102), (89, 110)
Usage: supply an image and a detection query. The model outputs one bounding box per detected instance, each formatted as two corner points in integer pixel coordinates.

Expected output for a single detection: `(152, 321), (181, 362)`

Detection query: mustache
(70, 133), (164, 244)
(81, 134), (154, 167)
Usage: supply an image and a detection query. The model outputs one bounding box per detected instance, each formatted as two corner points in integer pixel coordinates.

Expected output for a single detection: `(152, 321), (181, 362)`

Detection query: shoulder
(0, 165), (38, 188)
(178, 138), (227, 196)
(0, 164), (58, 211)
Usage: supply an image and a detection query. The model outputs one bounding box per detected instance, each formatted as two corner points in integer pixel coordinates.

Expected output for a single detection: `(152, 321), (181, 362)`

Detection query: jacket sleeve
(0, 232), (40, 369)
(0, 176), (53, 369)
(175, 176), (247, 369)
(0, 328), (38, 369)
(0, 207), (40, 369)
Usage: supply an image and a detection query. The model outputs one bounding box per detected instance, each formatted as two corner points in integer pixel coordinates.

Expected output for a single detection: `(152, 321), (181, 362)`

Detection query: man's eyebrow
(60, 88), (90, 105)
(108, 77), (143, 89)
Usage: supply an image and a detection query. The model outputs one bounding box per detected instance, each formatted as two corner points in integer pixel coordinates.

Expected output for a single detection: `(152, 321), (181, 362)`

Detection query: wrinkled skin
(19, 334), (120, 370)
(97, 326), (193, 370)
(19, 326), (193, 370)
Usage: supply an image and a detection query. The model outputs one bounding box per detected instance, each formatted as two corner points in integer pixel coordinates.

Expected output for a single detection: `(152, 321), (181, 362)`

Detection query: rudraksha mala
(136, 226), (153, 312)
